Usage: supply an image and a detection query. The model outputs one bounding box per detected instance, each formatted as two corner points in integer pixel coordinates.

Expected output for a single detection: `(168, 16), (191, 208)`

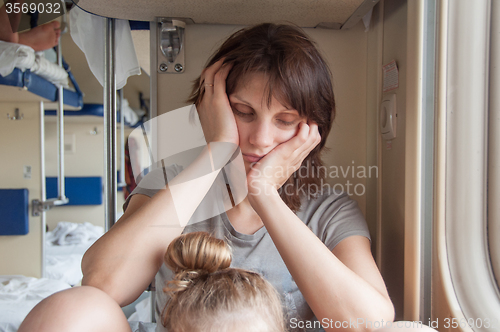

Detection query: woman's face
(228, 72), (306, 173)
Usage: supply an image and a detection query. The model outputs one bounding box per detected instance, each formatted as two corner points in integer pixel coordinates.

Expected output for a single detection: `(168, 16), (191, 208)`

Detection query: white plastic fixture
(380, 93), (397, 140)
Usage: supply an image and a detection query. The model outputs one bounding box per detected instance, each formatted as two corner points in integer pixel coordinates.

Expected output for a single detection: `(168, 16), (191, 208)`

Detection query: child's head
(162, 231), (286, 332)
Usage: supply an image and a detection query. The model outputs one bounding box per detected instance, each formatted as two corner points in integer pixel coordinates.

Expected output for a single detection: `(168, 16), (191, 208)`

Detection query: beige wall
(0, 102), (42, 278)
(44, 118), (131, 230)
(44, 118), (105, 230)
(362, 0), (409, 319)
(155, 22), (369, 215)
(365, 0), (384, 266)
(379, 0), (408, 320)
(311, 23), (368, 216)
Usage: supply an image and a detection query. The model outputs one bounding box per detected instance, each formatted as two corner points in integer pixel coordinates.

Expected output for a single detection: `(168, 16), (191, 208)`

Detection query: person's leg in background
(0, 0), (22, 43)
(0, 0), (60, 51)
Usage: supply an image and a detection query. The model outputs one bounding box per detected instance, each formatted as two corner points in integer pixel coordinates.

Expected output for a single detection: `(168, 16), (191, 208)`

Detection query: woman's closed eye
(232, 108), (252, 118)
(232, 107), (298, 127)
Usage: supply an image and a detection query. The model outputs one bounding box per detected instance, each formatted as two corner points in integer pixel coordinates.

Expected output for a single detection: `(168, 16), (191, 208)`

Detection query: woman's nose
(248, 121), (274, 148)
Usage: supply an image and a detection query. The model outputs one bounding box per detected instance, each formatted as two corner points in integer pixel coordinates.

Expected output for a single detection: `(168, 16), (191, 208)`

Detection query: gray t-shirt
(124, 164), (370, 332)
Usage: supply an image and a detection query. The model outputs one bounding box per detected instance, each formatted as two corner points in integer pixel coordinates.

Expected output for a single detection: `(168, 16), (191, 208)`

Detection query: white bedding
(128, 295), (152, 322)
(45, 222), (104, 286)
(0, 275), (71, 332)
(45, 243), (91, 286)
(0, 223), (104, 331)
(0, 41), (69, 87)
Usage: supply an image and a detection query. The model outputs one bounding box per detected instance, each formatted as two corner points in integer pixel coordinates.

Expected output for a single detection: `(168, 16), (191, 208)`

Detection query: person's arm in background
(82, 59), (238, 307)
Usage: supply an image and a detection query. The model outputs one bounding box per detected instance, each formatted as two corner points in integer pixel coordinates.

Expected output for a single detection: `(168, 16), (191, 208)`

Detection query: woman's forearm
(248, 188), (394, 332)
(82, 143), (236, 306)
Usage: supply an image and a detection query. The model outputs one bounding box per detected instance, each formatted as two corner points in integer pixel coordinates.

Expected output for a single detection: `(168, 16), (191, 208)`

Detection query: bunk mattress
(0, 41), (83, 108)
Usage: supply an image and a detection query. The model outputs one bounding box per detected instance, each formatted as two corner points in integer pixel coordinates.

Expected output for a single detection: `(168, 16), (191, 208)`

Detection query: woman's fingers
(281, 121), (318, 159)
(277, 121), (320, 172)
(196, 58), (239, 145)
(200, 58), (226, 92)
(214, 62), (233, 96)
(301, 121), (321, 155)
(247, 120), (321, 191)
(299, 123), (321, 160)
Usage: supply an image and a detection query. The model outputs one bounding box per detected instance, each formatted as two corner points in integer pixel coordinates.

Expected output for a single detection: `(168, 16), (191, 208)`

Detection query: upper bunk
(0, 3), (84, 108)
(0, 9), (149, 124)
(0, 61), (84, 109)
(76, 0), (379, 29)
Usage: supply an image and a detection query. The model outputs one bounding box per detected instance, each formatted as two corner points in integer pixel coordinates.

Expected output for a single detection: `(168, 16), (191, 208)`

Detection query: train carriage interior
(0, 0), (499, 331)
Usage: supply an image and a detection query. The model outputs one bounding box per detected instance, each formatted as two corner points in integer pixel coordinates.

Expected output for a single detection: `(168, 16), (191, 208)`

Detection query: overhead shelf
(76, 0), (379, 29)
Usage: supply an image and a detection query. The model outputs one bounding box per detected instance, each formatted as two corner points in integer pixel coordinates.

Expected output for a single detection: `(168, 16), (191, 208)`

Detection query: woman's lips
(242, 154), (264, 163)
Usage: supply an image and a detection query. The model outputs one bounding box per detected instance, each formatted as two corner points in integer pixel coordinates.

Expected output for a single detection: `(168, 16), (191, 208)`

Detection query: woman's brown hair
(189, 23), (335, 212)
(162, 232), (286, 332)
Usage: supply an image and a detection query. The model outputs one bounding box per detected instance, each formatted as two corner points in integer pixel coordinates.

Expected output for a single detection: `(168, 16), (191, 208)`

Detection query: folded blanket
(46, 221), (104, 246)
(0, 41), (35, 77)
(31, 53), (69, 87)
(0, 40), (69, 87)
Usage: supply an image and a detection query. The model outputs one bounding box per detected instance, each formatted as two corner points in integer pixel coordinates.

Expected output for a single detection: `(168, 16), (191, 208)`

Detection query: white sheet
(0, 41), (69, 87)
(46, 221), (103, 246)
(0, 275), (71, 332)
(45, 243), (92, 286)
(70, 6), (141, 90)
(45, 222), (104, 286)
(0, 223), (104, 331)
(128, 295), (152, 322)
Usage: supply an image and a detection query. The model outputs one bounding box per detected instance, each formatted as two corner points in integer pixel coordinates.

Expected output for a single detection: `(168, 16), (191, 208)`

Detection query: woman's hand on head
(246, 120), (321, 196)
(196, 59), (239, 146)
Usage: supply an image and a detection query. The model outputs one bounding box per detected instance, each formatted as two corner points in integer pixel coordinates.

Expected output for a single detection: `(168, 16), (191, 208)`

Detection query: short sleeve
(122, 163), (184, 212)
(299, 190), (371, 251)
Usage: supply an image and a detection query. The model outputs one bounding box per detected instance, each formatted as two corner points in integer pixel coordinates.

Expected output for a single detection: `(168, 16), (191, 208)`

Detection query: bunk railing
(32, 0), (71, 216)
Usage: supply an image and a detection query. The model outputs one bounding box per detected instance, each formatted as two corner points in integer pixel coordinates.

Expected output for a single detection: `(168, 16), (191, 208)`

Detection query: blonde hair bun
(164, 232), (232, 293)
(162, 232), (286, 331)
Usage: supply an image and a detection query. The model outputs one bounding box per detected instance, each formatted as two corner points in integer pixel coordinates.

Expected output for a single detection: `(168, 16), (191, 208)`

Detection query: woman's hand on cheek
(196, 59), (239, 146)
(246, 121), (321, 197)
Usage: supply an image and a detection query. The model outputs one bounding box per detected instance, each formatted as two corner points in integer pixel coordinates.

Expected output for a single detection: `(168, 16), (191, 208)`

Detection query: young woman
(20, 23), (395, 332)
